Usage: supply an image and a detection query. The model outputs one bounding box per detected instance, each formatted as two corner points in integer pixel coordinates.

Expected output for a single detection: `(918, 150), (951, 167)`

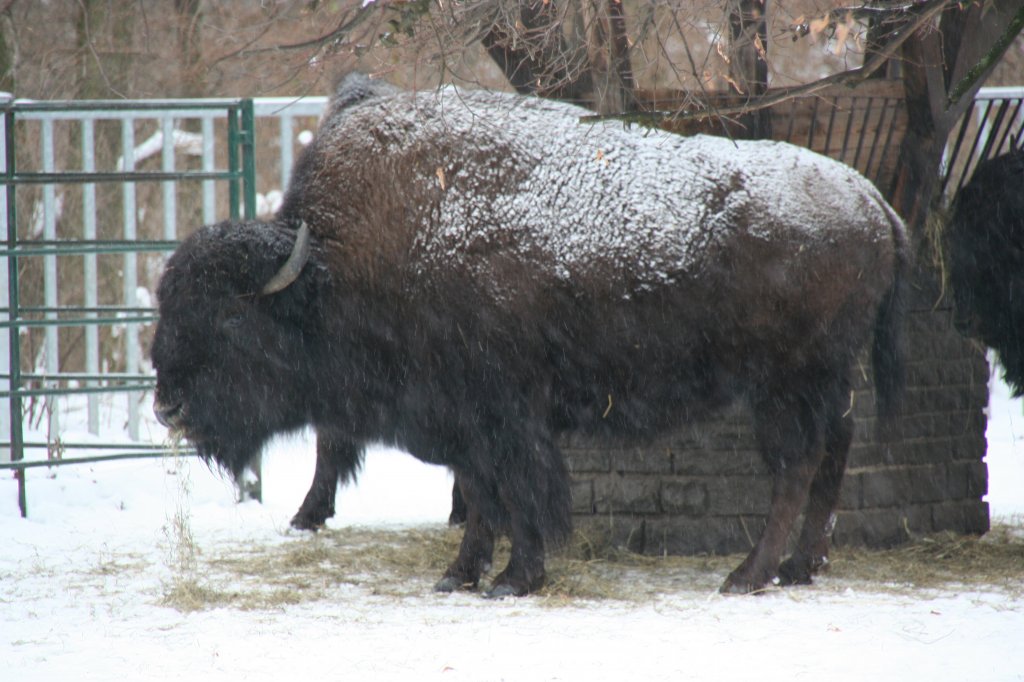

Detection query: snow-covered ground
(2, 367), (1023, 681)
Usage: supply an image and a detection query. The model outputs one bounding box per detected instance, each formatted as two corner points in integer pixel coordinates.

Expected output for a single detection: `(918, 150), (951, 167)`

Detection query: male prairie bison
(947, 148), (1024, 395)
(152, 74), (908, 596)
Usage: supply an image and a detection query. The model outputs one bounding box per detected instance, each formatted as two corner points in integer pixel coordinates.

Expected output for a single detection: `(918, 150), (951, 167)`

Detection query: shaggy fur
(152, 74), (909, 596)
(948, 148), (1024, 396)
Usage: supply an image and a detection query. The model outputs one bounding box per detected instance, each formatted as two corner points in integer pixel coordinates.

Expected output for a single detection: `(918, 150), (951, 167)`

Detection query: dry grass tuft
(825, 525), (1024, 595)
(157, 523), (1024, 612)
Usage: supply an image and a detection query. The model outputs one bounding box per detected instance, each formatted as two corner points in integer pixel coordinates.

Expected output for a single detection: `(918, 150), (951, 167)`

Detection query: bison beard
(151, 74), (909, 597)
(948, 149), (1024, 396)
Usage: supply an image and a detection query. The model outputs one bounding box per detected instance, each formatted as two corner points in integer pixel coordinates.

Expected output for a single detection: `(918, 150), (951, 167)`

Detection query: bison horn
(261, 221), (311, 295)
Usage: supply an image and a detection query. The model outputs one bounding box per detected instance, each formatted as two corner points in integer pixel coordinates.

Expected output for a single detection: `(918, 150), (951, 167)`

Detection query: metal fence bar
(941, 89), (1024, 199)
(42, 118), (60, 441)
(162, 116), (176, 241)
(852, 96), (874, 170)
(993, 98), (1023, 152)
(202, 116), (216, 225)
(0, 240), (180, 257)
(4, 106), (25, 515)
(0, 450), (198, 471)
(0, 315), (158, 329)
(82, 118), (100, 434)
(121, 118), (140, 440)
(0, 103), (8, 457)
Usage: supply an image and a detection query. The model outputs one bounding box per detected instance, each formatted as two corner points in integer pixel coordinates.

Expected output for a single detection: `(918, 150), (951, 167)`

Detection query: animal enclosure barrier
(0, 97), (256, 516)
(940, 87), (1024, 199)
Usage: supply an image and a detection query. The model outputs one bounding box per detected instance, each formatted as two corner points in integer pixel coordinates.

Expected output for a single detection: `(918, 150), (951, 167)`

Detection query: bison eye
(222, 314), (245, 331)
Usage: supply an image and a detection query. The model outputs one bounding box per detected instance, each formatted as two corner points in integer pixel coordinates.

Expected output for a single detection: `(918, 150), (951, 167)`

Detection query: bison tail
(872, 207), (911, 440)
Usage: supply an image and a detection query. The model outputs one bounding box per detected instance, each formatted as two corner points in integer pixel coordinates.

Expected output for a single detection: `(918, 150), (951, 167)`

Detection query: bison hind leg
(777, 378), (854, 586)
(721, 371), (849, 594)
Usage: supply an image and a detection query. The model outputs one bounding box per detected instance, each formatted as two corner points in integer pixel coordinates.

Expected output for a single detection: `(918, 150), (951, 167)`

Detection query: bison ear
(261, 222), (311, 296)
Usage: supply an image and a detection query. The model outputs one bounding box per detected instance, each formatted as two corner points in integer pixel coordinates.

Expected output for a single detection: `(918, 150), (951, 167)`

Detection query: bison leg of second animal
(436, 478), (496, 593)
(449, 481), (468, 525)
(290, 432), (362, 531)
(778, 378), (854, 586)
(721, 389), (826, 594)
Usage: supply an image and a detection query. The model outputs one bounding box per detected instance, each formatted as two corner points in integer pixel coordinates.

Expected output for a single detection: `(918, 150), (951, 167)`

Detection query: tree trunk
(480, 0), (592, 104)
(0, 4), (15, 94)
(584, 0), (635, 114)
(889, 0), (1024, 232)
(174, 0), (204, 98)
(727, 0), (771, 138)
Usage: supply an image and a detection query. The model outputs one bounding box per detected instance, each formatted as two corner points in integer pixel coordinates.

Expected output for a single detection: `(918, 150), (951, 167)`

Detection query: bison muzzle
(151, 74), (908, 597)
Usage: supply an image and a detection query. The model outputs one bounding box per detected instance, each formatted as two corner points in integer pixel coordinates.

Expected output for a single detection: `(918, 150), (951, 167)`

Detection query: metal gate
(1, 98), (256, 516)
(941, 86), (1024, 197)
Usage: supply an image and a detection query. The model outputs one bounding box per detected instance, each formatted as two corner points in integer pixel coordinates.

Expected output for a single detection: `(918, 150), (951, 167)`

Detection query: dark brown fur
(948, 149), (1024, 395)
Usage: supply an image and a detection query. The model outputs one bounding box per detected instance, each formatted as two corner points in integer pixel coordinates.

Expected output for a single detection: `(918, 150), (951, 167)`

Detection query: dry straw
(159, 522), (1024, 612)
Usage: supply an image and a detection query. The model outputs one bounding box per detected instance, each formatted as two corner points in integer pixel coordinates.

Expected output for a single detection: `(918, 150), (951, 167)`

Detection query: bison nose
(154, 400), (184, 429)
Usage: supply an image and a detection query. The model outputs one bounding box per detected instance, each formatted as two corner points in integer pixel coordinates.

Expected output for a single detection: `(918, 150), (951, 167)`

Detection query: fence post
(4, 105), (25, 517)
(239, 97), (261, 503)
(201, 116), (216, 226)
(242, 99), (256, 221)
(41, 118), (59, 445)
(121, 118), (140, 441)
(0, 98), (9, 461)
(82, 119), (100, 435)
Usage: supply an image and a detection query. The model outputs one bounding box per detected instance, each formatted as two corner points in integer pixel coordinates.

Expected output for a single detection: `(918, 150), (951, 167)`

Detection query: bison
(152, 74), (908, 596)
(947, 148), (1024, 396)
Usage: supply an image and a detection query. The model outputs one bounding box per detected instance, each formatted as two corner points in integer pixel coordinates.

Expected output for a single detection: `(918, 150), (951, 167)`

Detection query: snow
(118, 129), (204, 169)
(315, 86), (901, 298)
(2, 366), (1023, 681)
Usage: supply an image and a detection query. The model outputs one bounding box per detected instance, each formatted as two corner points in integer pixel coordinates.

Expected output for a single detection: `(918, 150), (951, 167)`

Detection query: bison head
(948, 150), (1024, 396)
(151, 221), (322, 475)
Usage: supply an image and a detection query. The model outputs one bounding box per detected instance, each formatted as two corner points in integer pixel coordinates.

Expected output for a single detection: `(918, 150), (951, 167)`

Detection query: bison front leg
(721, 389), (826, 594)
(435, 478), (496, 593)
(484, 437), (571, 599)
(290, 432), (362, 531)
(485, 506), (547, 599)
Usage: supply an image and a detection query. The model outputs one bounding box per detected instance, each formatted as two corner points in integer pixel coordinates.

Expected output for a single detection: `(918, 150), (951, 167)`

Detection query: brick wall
(565, 266), (991, 556)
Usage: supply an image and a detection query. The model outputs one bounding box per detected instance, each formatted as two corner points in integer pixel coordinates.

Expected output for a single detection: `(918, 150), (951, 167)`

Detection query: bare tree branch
(787, 0), (933, 41)
(580, 0), (955, 124)
(946, 2), (1024, 106)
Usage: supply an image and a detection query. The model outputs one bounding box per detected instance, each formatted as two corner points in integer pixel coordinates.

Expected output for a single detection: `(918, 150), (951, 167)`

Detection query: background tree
(2, 0), (1022, 230)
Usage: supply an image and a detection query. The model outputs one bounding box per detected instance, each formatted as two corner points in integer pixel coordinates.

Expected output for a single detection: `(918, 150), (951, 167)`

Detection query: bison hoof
(719, 571), (778, 595)
(484, 583), (524, 600)
(434, 576), (474, 593)
(289, 513), (327, 532)
(777, 554), (826, 587)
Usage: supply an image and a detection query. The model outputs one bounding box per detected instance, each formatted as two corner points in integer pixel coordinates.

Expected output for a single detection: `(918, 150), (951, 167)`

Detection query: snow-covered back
(310, 87), (902, 298)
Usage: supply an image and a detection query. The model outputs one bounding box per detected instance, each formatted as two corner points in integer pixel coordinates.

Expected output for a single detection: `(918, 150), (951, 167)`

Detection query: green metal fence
(1, 97), (256, 516)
